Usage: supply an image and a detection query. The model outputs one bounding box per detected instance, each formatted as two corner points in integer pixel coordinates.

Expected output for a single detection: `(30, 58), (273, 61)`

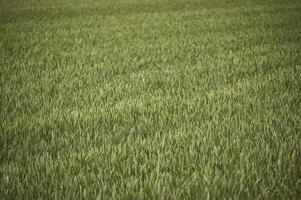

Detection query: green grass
(1, 0), (301, 199)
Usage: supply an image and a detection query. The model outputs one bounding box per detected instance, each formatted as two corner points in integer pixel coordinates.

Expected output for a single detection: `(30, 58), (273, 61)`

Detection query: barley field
(0, 0), (301, 199)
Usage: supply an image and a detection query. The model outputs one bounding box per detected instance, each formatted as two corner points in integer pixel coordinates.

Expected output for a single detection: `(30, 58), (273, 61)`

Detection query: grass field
(1, 0), (301, 199)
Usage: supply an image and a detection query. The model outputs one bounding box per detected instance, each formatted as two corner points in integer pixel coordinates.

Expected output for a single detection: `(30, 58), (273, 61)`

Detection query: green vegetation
(1, 0), (301, 199)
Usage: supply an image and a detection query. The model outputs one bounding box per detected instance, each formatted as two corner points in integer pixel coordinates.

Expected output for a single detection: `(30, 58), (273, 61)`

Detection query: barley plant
(0, 0), (301, 199)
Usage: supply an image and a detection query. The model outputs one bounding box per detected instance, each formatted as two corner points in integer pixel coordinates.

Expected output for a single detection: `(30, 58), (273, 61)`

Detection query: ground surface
(1, 0), (301, 199)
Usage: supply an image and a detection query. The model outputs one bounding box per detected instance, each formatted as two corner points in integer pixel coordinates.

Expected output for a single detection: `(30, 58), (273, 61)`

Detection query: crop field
(1, 0), (301, 199)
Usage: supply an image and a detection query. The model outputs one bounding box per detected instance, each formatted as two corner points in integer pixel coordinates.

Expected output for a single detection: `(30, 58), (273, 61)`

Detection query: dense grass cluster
(1, 0), (301, 199)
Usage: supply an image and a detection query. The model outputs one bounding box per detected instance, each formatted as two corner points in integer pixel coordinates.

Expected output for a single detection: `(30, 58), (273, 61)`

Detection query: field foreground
(1, 0), (301, 199)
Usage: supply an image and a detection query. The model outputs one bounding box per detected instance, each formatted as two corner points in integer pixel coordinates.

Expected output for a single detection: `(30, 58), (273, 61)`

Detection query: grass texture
(1, 0), (301, 199)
